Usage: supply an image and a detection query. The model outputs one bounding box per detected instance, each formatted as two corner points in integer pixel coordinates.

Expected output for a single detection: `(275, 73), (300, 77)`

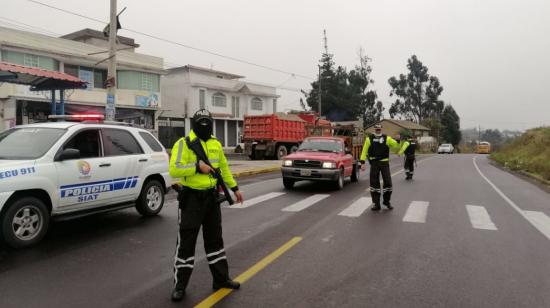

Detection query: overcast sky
(3, 0), (549, 130)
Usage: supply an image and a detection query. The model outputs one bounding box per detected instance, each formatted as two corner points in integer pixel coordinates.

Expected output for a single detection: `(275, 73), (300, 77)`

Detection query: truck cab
(281, 136), (360, 190)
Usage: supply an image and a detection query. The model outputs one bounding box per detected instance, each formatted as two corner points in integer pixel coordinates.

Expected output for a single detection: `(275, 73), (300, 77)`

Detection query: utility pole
(106, 0), (117, 121)
(318, 64), (322, 119)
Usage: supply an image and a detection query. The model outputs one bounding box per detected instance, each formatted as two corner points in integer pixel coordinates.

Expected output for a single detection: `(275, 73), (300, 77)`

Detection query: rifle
(185, 137), (234, 205)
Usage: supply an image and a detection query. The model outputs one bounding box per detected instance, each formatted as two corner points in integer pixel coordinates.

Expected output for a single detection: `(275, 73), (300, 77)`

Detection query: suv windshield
(298, 139), (342, 153)
(0, 127), (66, 160)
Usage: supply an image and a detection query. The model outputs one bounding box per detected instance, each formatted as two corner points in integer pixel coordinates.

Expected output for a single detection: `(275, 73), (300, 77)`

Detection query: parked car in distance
(438, 143), (455, 154)
(280, 137), (360, 190)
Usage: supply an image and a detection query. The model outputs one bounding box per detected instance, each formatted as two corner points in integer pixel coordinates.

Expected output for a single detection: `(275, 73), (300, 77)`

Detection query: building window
(23, 54), (39, 67)
(251, 97), (263, 111)
(199, 89), (206, 109)
(64, 64), (79, 77)
(141, 73), (154, 91)
(212, 92), (227, 107)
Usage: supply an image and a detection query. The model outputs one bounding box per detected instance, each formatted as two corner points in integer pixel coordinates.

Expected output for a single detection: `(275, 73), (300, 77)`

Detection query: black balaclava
(192, 109), (213, 141)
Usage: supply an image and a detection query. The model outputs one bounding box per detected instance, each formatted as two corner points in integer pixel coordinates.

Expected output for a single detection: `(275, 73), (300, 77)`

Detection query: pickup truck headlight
(322, 162), (336, 169)
(283, 160), (293, 167)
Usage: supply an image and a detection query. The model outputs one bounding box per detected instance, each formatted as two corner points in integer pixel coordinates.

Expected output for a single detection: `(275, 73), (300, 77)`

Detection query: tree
(388, 55), (444, 123)
(482, 129), (503, 145)
(440, 104), (461, 145)
(305, 48), (383, 123)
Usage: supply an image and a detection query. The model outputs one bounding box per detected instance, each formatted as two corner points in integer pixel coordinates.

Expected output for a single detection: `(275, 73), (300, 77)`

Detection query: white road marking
(338, 197), (372, 217)
(466, 205), (497, 230)
(233, 192), (286, 209)
(403, 201), (429, 223)
(281, 194), (330, 212)
(473, 157), (550, 241)
(523, 211), (550, 241)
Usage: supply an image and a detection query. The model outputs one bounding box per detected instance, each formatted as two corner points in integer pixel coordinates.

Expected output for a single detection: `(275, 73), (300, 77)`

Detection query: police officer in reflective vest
(404, 137), (417, 180)
(169, 109), (244, 301)
(360, 124), (408, 211)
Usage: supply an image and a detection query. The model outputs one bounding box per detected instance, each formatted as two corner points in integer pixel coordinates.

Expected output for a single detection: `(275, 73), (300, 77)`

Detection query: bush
(490, 127), (550, 181)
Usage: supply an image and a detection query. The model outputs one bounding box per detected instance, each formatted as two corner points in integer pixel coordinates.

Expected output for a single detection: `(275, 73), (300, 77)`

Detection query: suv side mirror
(345, 147), (352, 155)
(56, 148), (81, 161)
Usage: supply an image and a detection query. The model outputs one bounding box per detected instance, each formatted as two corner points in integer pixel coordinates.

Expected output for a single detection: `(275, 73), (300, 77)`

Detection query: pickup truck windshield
(0, 127), (66, 160)
(299, 140), (342, 153)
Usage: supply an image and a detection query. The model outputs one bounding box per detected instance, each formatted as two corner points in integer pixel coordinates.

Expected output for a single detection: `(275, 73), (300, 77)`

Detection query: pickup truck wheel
(289, 145), (299, 154)
(277, 145), (288, 160)
(334, 168), (345, 190)
(283, 178), (295, 189)
(1, 197), (49, 248)
(351, 164), (360, 182)
(136, 180), (165, 216)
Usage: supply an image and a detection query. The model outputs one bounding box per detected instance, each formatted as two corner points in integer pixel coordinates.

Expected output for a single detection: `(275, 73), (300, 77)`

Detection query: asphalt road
(1, 154), (550, 308)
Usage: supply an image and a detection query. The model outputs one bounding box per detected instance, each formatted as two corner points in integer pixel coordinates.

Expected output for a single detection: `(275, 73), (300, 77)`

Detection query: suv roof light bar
(49, 114), (105, 121)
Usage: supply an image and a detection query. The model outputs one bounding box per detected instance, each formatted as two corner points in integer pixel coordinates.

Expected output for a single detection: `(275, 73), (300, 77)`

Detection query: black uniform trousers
(173, 187), (230, 290)
(404, 155), (415, 176)
(369, 160), (392, 205)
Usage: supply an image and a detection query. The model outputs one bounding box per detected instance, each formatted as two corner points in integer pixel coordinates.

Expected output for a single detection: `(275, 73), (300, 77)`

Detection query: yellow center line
(194, 236), (303, 308)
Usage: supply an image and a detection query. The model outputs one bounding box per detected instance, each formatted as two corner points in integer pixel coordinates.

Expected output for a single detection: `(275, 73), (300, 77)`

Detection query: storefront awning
(0, 61), (87, 91)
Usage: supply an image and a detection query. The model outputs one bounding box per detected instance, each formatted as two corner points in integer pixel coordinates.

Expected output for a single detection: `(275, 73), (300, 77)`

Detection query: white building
(161, 65), (279, 148)
(0, 26), (165, 131)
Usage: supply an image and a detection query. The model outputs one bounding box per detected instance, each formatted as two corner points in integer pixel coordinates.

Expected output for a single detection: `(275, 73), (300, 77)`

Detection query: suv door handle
(138, 158), (148, 162)
(99, 163), (111, 167)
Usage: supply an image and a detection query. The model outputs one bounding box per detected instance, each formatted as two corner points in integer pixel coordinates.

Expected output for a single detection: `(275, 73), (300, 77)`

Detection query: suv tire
(334, 168), (345, 190)
(136, 180), (165, 216)
(1, 197), (49, 248)
(283, 178), (295, 189)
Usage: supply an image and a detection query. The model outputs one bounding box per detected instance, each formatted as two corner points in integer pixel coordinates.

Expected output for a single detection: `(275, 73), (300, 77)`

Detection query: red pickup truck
(281, 136), (360, 190)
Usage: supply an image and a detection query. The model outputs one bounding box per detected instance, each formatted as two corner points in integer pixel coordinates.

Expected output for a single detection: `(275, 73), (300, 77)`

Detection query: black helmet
(192, 109), (213, 128)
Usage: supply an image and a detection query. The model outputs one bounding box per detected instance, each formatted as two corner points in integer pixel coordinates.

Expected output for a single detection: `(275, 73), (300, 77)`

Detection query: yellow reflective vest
(360, 135), (409, 162)
(169, 130), (237, 190)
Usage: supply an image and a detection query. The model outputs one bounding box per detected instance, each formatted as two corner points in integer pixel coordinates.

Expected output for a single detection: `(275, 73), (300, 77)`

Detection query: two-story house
(161, 65), (279, 148)
(0, 26), (165, 131)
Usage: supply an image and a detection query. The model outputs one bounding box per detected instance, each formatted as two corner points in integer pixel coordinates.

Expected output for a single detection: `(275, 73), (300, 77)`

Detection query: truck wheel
(276, 145), (288, 160)
(289, 145), (299, 154)
(1, 197), (50, 248)
(253, 150), (265, 160)
(283, 178), (295, 189)
(334, 168), (345, 190)
(351, 164), (360, 182)
(136, 180), (165, 216)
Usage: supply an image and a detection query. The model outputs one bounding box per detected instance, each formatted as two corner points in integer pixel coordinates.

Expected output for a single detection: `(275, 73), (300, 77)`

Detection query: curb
(489, 158), (550, 192)
(232, 166), (281, 178)
(171, 166), (281, 185)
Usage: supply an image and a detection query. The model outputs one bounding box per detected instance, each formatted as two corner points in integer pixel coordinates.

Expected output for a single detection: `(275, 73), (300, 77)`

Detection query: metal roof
(0, 61), (87, 90)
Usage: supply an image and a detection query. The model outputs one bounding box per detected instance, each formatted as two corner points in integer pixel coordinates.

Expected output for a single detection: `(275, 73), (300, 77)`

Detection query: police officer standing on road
(360, 124), (408, 211)
(169, 109), (244, 302)
(404, 137), (417, 180)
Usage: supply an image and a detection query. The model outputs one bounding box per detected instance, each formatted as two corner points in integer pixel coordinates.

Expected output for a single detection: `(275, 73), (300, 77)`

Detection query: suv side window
(63, 129), (102, 159)
(102, 128), (143, 156)
(139, 132), (164, 152)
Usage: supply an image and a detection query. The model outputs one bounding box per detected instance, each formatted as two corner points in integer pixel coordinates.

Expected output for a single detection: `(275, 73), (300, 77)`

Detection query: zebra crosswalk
(224, 191), (550, 235)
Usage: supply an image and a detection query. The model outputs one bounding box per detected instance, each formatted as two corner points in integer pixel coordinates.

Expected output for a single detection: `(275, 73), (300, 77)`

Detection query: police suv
(0, 115), (171, 248)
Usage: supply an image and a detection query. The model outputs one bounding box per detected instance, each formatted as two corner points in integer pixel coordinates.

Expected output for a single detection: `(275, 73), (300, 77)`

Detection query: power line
(23, 0), (314, 80)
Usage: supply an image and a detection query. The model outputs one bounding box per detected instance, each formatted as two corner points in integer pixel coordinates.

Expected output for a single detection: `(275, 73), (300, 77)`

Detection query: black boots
(371, 204), (381, 211)
(213, 279), (241, 290)
(383, 201), (393, 210)
(171, 289), (185, 302)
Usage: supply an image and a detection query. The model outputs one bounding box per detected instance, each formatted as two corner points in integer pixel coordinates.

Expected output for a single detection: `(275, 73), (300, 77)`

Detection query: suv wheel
(351, 164), (360, 182)
(334, 168), (345, 190)
(136, 180), (165, 216)
(283, 178), (295, 189)
(1, 197), (49, 248)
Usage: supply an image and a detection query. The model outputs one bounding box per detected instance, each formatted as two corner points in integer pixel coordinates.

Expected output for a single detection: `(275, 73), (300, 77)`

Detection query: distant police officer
(404, 137), (417, 180)
(169, 109), (244, 301)
(360, 124), (408, 211)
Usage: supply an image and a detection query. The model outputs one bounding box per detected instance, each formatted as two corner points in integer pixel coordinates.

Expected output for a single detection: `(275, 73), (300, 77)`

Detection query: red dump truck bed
(243, 113), (306, 143)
